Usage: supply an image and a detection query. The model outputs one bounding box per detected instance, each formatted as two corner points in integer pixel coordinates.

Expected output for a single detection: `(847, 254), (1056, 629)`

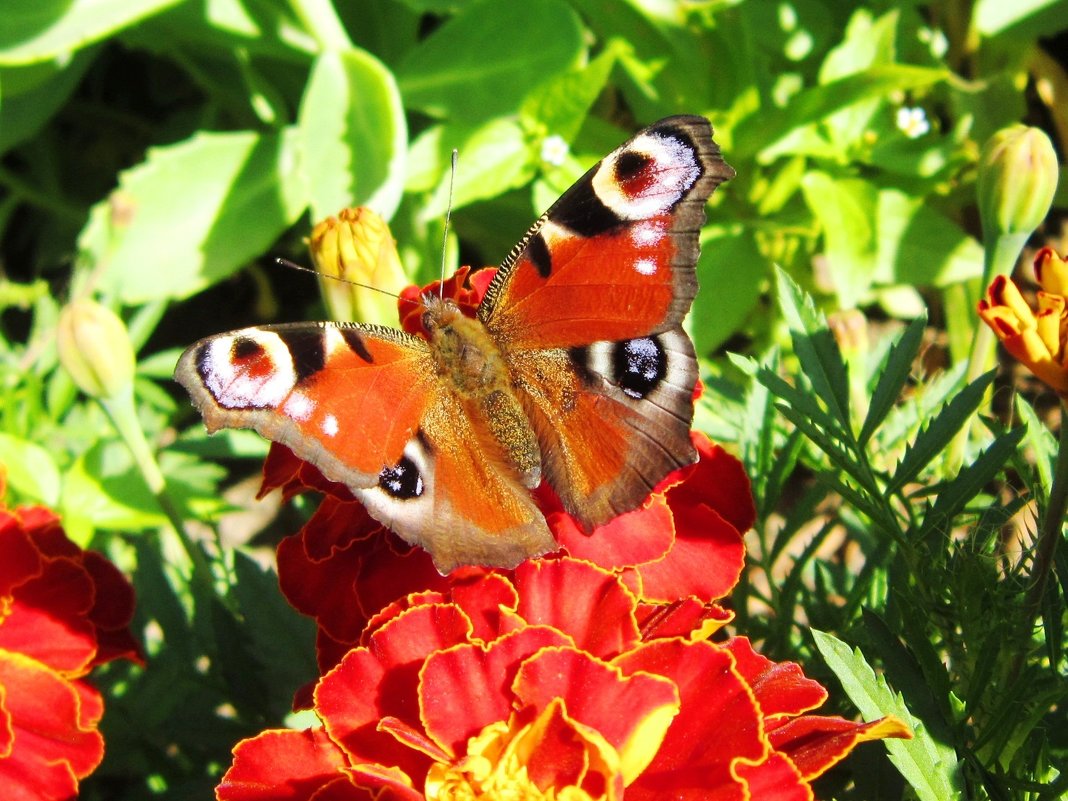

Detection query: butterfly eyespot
(378, 455), (424, 499)
(231, 336), (264, 361)
(614, 336), (667, 399)
(615, 150), (652, 180)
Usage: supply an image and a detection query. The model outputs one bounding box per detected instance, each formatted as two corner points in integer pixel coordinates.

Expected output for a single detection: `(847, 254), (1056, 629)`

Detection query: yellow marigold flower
(308, 207), (408, 325)
(978, 249), (1068, 395)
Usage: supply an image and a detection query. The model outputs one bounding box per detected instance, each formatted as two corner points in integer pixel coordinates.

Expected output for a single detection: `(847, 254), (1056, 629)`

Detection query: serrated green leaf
(757, 366), (842, 435)
(1015, 395), (1057, 495)
(298, 48), (407, 222)
(887, 370), (996, 494)
(0, 0), (180, 65)
(918, 426), (1026, 541)
(396, 0), (584, 121)
(813, 629), (963, 801)
(82, 129), (307, 304)
(0, 431), (61, 506)
(859, 316), (926, 446)
(775, 268), (852, 429)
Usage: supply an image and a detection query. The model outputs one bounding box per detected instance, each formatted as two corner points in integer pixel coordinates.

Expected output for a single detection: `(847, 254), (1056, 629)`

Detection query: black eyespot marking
(526, 231), (552, 278)
(613, 336), (667, 399)
(615, 150), (651, 181)
(231, 336), (264, 361)
(549, 173), (623, 238)
(378, 455), (424, 499)
(341, 328), (374, 363)
(276, 329), (326, 383)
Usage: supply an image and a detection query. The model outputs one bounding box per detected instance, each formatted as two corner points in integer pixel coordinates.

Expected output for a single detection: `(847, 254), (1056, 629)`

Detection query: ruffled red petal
(217, 728), (353, 801)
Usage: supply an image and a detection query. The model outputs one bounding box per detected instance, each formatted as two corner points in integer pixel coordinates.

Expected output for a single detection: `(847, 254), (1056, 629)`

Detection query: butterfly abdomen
(423, 297), (542, 489)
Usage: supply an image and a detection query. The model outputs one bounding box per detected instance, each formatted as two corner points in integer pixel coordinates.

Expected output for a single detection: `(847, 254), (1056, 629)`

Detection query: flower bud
(308, 207), (408, 325)
(57, 299), (136, 400)
(977, 125), (1058, 239)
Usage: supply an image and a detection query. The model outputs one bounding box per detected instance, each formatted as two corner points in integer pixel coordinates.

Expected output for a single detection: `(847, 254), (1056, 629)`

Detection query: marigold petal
(513, 647), (679, 785)
(0, 517), (42, 596)
(0, 652), (104, 799)
(986, 276), (1036, 328)
(768, 714), (911, 780)
(674, 435), (757, 535)
(636, 600), (732, 641)
(549, 492), (676, 568)
(1035, 247), (1068, 296)
(0, 557), (98, 674)
(419, 625), (571, 756)
(725, 638), (827, 718)
(616, 639), (765, 799)
(513, 559), (640, 657)
(519, 697), (622, 797)
(217, 728), (352, 801)
(634, 503), (746, 602)
(733, 751), (812, 801)
(343, 762), (423, 800)
(1002, 329), (1068, 393)
(446, 572), (519, 642)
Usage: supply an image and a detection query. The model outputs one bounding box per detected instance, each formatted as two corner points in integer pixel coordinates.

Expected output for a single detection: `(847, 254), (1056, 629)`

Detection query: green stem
(287, 0), (353, 51)
(948, 231), (1030, 471)
(101, 390), (219, 594)
(1024, 402), (1068, 631)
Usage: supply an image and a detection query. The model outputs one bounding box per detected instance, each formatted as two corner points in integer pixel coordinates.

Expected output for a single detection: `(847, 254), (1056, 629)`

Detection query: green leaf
(801, 171), (878, 307)
(0, 431), (61, 506)
(0, 53), (94, 153)
(859, 316), (926, 446)
(81, 129), (307, 304)
(396, 0), (584, 121)
(735, 64), (950, 160)
(1015, 395), (1057, 495)
(887, 370), (995, 494)
(693, 228), (766, 353)
(812, 629), (964, 801)
(298, 48), (407, 222)
(0, 0), (181, 65)
(918, 425), (1026, 541)
(775, 268), (851, 430)
(520, 45), (619, 144)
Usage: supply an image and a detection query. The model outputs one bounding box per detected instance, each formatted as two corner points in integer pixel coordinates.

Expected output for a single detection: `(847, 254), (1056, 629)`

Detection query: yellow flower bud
(977, 125), (1058, 239)
(308, 207), (409, 325)
(57, 299), (136, 400)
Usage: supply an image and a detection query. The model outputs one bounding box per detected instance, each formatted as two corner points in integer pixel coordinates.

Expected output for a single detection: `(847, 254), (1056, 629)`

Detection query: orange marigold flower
(216, 558), (908, 800)
(978, 248), (1068, 395)
(0, 480), (142, 800)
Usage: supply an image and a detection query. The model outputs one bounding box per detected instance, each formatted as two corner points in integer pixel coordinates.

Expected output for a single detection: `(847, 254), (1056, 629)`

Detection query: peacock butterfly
(175, 115), (734, 573)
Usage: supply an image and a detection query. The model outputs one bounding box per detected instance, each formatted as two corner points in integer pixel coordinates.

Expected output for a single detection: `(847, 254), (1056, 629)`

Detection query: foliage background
(2, 0), (1067, 798)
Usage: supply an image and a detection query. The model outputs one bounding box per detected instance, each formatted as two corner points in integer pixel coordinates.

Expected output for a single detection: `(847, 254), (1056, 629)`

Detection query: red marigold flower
(217, 558), (908, 800)
(264, 270), (751, 675)
(0, 481), (142, 800)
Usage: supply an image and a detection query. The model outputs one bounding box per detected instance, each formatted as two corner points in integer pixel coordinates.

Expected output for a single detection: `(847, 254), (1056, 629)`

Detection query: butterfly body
(176, 116), (734, 573)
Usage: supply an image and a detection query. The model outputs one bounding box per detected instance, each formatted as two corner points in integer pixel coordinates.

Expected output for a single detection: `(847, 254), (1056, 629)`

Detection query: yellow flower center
(424, 701), (621, 801)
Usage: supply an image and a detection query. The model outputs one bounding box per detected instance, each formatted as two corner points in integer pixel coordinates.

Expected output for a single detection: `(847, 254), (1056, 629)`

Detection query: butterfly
(175, 115), (734, 574)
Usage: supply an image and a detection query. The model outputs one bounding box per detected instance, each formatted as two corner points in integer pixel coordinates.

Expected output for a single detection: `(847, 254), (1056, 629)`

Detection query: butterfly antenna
(274, 257), (421, 307)
(438, 148), (459, 301)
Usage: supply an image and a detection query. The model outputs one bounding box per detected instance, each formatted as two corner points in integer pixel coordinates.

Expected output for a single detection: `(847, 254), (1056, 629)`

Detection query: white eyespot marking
(284, 391), (314, 422)
(202, 331), (296, 410)
(634, 257), (658, 276)
(632, 220), (666, 247)
(592, 131), (701, 220)
(322, 414), (339, 438)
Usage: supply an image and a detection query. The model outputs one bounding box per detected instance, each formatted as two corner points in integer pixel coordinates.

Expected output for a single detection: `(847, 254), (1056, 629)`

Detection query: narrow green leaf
(918, 426), (1026, 540)
(775, 268), (852, 431)
(298, 48), (407, 222)
(82, 129), (308, 304)
(812, 629), (963, 801)
(859, 316), (926, 446)
(757, 366), (842, 436)
(0, 0), (180, 65)
(887, 370), (996, 494)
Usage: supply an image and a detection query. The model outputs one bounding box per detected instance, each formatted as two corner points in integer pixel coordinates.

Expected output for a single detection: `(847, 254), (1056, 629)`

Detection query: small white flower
(896, 106), (930, 139)
(540, 134), (569, 166)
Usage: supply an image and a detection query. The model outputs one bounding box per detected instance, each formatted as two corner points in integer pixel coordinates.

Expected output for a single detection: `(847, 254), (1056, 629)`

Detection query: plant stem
(948, 231), (1029, 471)
(1023, 402), (1068, 633)
(287, 0), (353, 51)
